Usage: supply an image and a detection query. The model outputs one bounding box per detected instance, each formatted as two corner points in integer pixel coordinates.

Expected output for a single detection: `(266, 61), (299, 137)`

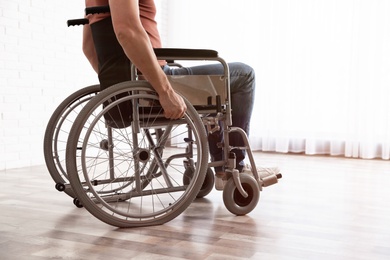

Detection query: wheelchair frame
(43, 6), (281, 228)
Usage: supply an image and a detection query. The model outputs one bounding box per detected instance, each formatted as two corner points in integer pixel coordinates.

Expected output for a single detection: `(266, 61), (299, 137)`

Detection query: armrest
(154, 48), (218, 59)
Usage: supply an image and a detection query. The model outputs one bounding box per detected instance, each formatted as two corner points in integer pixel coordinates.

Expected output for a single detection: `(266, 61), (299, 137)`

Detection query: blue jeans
(163, 62), (256, 172)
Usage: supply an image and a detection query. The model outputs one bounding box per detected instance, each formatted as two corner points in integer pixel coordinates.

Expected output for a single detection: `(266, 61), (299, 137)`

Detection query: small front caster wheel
(223, 174), (260, 215)
(73, 198), (83, 208)
(55, 182), (66, 192)
(183, 167), (214, 198)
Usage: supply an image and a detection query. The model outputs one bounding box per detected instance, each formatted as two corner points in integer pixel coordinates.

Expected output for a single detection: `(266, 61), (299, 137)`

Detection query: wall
(0, 0), (96, 170)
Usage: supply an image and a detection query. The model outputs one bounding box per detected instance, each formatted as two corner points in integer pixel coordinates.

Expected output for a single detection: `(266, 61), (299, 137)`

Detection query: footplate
(260, 172), (282, 187)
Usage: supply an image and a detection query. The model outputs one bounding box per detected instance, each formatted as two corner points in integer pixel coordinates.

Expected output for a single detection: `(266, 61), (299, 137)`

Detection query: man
(83, 0), (280, 189)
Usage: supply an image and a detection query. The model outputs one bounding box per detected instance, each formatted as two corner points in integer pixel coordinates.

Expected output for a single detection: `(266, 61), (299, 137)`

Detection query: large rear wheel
(66, 81), (209, 227)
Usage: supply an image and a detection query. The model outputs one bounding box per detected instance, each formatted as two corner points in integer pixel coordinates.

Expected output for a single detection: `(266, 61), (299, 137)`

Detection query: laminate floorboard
(1, 152), (390, 260)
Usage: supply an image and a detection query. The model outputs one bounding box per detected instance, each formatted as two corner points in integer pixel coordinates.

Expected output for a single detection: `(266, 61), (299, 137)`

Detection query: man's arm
(108, 0), (186, 119)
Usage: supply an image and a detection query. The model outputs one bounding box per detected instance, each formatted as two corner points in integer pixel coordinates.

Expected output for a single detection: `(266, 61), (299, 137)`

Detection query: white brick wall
(0, 0), (97, 170)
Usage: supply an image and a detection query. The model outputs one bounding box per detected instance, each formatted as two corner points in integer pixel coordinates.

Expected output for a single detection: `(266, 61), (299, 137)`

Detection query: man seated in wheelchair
(82, 0), (281, 189)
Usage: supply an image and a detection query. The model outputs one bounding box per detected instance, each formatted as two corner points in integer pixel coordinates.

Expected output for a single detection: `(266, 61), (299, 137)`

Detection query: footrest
(262, 172), (282, 187)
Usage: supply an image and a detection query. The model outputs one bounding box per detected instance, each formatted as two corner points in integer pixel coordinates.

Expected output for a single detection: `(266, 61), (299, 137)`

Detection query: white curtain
(161, 0), (390, 159)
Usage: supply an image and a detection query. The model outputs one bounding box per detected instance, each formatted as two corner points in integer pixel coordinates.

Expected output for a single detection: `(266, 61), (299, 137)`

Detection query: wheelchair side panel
(168, 75), (227, 107)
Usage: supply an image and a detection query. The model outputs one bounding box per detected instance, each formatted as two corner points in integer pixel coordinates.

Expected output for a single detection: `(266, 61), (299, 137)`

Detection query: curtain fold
(252, 0), (390, 159)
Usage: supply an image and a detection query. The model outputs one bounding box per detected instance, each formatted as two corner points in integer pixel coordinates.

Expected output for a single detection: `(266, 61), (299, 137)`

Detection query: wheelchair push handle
(67, 18), (89, 27)
(67, 5), (109, 27)
(85, 5), (110, 15)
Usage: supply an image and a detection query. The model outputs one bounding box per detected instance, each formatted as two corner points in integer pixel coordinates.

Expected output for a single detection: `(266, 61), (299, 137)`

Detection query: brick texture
(0, 1), (97, 170)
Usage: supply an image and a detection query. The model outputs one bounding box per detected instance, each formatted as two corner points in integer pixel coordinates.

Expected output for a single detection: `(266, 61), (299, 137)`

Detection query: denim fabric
(163, 62), (255, 172)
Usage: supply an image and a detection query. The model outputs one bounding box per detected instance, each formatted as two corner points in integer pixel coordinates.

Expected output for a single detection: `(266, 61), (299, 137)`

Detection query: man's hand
(158, 89), (187, 119)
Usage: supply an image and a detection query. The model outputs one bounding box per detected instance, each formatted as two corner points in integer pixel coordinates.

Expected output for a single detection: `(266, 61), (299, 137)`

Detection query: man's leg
(226, 62), (256, 172)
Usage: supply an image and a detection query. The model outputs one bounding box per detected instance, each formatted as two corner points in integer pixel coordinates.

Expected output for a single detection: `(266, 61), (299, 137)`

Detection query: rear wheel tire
(66, 81), (209, 227)
(43, 85), (99, 198)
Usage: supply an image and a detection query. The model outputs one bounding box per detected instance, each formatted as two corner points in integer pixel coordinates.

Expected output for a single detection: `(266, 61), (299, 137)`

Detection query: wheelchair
(44, 6), (281, 228)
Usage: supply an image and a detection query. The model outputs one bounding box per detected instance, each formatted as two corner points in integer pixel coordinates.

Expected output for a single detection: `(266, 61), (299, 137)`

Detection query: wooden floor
(1, 152), (390, 260)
